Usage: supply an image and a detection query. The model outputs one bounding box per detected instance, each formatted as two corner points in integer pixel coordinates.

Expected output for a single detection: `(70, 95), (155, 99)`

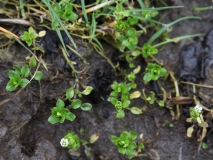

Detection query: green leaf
(130, 107), (142, 114)
(13, 65), (21, 74)
(111, 97), (118, 106)
(81, 86), (93, 95)
(138, 142), (145, 149)
(143, 72), (152, 82)
(122, 100), (130, 108)
(6, 82), (17, 91)
(110, 135), (118, 143)
(56, 99), (65, 108)
(71, 99), (82, 109)
(126, 147), (135, 157)
(118, 147), (126, 155)
(48, 115), (60, 124)
(132, 50), (141, 57)
(20, 78), (30, 88)
(130, 91), (141, 99)
(110, 91), (118, 97)
(160, 68), (167, 77)
(202, 142), (208, 150)
(34, 71), (43, 80)
(21, 65), (30, 78)
(8, 70), (18, 79)
(117, 110), (125, 118)
(158, 100), (164, 107)
(66, 87), (75, 100)
(126, 28), (136, 37)
(29, 57), (37, 67)
(81, 103), (92, 111)
(65, 111), (76, 121)
(128, 131), (137, 141)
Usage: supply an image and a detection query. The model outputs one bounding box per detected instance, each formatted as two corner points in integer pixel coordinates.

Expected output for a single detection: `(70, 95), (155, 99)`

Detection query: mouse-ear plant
(60, 131), (81, 150)
(111, 130), (144, 157)
(6, 57), (42, 92)
(143, 63), (167, 82)
(48, 98), (76, 124)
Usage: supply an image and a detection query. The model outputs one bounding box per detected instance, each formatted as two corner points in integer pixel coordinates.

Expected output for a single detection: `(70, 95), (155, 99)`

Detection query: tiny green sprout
(61, 131), (81, 150)
(202, 142), (208, 150)
(110, 130), (137, 157)
(142, 43), (158, 58)
(52, 1), (78, 22)
(110, 97), (130, 118)
(190, 104), (202, 124)
(143, 63), (167, 82)
(145, 91), (155, 104)
(48, 99), (76, 124)
(20, 27), (38, 46)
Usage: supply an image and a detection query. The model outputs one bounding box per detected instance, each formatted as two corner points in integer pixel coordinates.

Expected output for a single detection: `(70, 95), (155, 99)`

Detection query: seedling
(142, 91), (164, 107)
(142, 43), (158, 58)
(6, 57), (42, 91)
(110, 130), (144, 157)
(20, 27), (38, 46)
(109, 81), (142, 118)
(48, 98), (76, 124)
(60, 131), (81, 150)
(143, 63), (167, 82)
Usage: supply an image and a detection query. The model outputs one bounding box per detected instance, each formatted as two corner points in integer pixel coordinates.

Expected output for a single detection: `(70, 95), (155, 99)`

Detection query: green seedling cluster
(6, 57), (42, 92)
(109, 81), (142, 118)
(48, 86), (93, 124)
(110, 130), (144, 157)
(142, 91), (164, 107)
(20, 27), (38, 46)
(60, 131), (81, 150)
(143, 63), (167, 82)
(52, 0), (78, 28)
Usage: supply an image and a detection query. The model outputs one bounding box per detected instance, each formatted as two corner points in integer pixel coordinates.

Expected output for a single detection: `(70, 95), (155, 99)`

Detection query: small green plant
(20, 27), (38, 46)
(48, 86), (93, 124)
(113, 3), (139, 51)
(143, 63), (167, 82)
(142, 43), (158, 58)
(109, 81), (142, 118)
(110, 130), (144, 157)
(190, 104), (203, 124)
(6, 57), (42, 91)
(48, 98), (76, 124)
(52, 0), (78, 28)
(66, 86), (93, 111)
(60, 131), (81, 150)
(142, 91), (164, 107)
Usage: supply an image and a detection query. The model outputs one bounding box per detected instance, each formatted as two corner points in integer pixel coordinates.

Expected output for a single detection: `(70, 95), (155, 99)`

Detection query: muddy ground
(0, 0), (213, 160)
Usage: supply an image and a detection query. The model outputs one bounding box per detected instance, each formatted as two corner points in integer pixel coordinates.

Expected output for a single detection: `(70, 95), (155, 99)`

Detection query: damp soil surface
(1, 0), (213, 160)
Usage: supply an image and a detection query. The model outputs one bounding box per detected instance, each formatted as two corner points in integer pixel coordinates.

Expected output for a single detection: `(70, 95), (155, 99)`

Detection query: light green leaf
(81, 103), (92, 111)
(56, 99), (65, 108)
(29, 57), (37, 67)
(21, 65), (30, 78)
(71, 99), (82, 109)
(130, 107), (142, 114)
(66, 87), (75, 99)
(80, 86), (93, 95)
(34, 71), (43, 80)
(117, 110), (125, 118)
(130, 91), (141, 99)
(128, 131), (137, 141)
(48, 115), (60, 124)
(65, 111), (76, 121)
(20, 78), (30, 88)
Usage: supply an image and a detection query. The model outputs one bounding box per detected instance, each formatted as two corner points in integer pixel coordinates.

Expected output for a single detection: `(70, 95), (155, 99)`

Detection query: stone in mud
(0, 121), (8, 139)
(30, 137), (57, 160)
